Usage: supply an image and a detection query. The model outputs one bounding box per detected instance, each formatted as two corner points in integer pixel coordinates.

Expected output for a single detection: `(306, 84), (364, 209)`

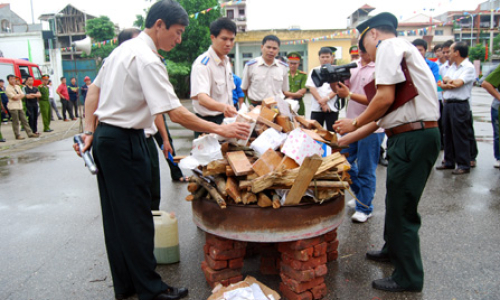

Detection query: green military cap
(349, 45), (359, 55)
(356, 12), (398, 51)
(42, 74), (50, 79)
(287, 52), (302, 62)
(318, 47), (337, 56)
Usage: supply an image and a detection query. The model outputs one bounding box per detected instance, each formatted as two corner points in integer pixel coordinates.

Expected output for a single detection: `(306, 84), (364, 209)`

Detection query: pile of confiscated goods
(181, 96), (351, 209)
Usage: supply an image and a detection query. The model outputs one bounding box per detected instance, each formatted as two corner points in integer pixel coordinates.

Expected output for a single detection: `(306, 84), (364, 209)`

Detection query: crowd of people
(0, 73), (93, 142)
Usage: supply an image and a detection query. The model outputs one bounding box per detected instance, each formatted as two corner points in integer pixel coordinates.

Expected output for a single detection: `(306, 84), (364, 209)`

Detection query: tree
(493, 33), (500, 54)
(469, 44), (486, 62)
(84, 16), (117, 68)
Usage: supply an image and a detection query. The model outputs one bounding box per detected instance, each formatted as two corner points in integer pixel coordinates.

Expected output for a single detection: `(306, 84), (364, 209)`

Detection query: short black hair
(318, 48), (333, 56)
(433, 44), (443, 52)
(412, 38), (427, 51)
(0, 79), (3, 83)
(118, 28), (141, 45)
(70, 77), (76, 80)
(26, 75), (33, 80)
(452, 41), (469, 58)
(60, 77), (66, 81)
(7, 75), (15, 81)
(442, 39), (454, 49)
(145, 0), (189, 29)
(262, 35), (280, 47)
(210, 18), (237, 37)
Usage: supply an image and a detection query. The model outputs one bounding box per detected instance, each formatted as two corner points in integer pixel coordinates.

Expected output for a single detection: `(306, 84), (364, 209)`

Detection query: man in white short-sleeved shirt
(190, 18), (237, 137)
(437, 41), (476, 174)
(241, 35), (289, 104)
(73, 2), (250, 300)
(334, 12), (440, 293)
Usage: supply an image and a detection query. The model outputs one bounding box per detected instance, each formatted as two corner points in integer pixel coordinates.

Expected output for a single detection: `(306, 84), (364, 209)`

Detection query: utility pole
(490, 0), (494, 62)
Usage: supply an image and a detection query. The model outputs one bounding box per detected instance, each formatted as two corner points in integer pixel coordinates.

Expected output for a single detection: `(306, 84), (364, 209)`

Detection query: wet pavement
(1, 88), (500, 300)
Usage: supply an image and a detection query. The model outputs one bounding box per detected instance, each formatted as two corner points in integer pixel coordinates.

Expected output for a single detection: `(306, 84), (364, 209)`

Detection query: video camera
(311, 62), (358, 87)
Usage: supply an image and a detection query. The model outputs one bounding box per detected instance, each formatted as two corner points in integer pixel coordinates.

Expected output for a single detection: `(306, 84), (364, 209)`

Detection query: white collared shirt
(305, 67), (338, 112)
(190, 46), (235, 117)
(374, 38), (439, 129)
(93, 32), (181, 129)
(442, 58), (476, 101)
(241, 56), (289, 101)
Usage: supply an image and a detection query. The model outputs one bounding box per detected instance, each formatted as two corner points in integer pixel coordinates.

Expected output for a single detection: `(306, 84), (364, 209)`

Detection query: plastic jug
(152, 211), (180, 264)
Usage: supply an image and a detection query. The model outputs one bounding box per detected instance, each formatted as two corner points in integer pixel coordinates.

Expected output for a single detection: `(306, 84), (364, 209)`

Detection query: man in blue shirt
(232, 73), (245, 110)
(67, 77), (79, 118)
(412, 39), (439, 82)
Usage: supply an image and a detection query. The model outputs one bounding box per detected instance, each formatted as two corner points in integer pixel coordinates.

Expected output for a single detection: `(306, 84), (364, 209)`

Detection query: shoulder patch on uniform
(201, 56), (210, 65)
(246, 59), (257, 66)
(279, 61), (289, 67)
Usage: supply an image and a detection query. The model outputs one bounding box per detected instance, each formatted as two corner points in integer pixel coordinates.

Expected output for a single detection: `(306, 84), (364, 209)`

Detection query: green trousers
(298, 99), (305, 116)
(381, 127), (440, 290)
(39, 100), (51, 132)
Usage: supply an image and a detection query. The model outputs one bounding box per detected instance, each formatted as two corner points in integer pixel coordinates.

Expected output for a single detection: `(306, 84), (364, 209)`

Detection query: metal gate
(62, 58), (97, 87)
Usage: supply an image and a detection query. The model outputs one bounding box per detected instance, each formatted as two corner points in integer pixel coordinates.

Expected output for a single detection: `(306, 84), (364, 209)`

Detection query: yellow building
(231, 29), (355, 77)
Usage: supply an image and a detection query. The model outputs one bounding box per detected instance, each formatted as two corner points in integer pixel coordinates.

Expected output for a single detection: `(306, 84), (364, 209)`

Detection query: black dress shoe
(115, 291), (135, 300)
(366, 250), (391, 262)
(435, 164), (454, 170)
(372, 277), (422, 292)
(153, 287), (188, 300)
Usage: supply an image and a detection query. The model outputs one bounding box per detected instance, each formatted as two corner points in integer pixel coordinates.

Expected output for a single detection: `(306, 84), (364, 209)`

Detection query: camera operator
(305, 46), (339, 130)
(331, 48), (384, 223)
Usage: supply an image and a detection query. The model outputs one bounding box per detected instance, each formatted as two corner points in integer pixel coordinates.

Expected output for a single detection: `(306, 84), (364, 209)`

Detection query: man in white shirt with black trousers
(74, 1), (250, 300)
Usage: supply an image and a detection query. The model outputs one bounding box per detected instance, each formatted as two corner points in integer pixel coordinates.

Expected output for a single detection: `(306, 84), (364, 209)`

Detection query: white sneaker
(351, 211), (372, 223)
(347, 199), (356, 208)
(494, 160), (500, 168)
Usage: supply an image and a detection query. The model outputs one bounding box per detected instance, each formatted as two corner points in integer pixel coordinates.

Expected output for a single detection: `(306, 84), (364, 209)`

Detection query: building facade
(224, 0), (247, 32)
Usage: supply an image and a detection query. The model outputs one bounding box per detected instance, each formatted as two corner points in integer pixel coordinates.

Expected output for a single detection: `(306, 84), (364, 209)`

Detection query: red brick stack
(201, 233), (247, 288)
(277, 229), (339, 300)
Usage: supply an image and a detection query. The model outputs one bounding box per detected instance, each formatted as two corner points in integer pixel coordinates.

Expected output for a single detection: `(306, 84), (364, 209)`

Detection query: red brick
(201, 261), (242, 282)
(281, 263), (316, 282)
(278, 237), (324, 252)
(280, 282), (313, 300)
(204, 253), (227, 270)
(280, 272), (324, 293)
(205, 233), (234, 250)
(203, 244), (210, 254)
(209, 246), (246, 261)
(326, 239), (339, 253)
(311, 282), (328, 299)
(327, 251), (338, 262)
(279, 247), (314, 262)
(234, 241), (247, 249)
(282, 253), (327, 271)
(323, 230), (337, 242)
(314, 264), (328, 278)
(313, 243), (327, 257)
(229, 274), (244, 284)
(229, 257), (244, 269)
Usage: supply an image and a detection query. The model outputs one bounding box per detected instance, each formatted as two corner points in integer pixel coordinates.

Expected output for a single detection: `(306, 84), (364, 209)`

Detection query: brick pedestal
(200, 229), (339, 299)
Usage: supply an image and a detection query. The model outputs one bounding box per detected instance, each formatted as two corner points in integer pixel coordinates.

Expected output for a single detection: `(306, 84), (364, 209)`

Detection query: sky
(11, 0), (486, 31)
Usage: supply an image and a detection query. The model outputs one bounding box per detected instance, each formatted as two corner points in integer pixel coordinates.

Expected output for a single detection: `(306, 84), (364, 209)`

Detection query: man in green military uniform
(284, 52), (307, 115)
(335, 12), (440, 292)
(38, 75), (53, 132)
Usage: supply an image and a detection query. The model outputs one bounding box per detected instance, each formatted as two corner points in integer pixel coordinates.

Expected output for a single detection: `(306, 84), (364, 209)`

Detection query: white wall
(0, 32), (45, 65)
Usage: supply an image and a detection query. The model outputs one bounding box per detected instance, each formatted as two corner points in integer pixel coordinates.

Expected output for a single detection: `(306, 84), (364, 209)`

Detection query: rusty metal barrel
(191, 195), (345, 243)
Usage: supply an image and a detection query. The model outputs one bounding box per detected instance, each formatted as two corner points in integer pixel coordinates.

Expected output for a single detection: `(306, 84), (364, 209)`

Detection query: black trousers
(61, 100), (74, 120)
(438, 100), (444, 149)
(468, 110), (478, 161)
(93, 123), (168, 300)
(26, 103), (38, 133)
(70, 99), (79, 117)
(194, 113), (224, 138)
(442, 101), (471, 169)
(146, 137), (161, 211)
(310, 111), (338, 131)
(153, 116), (184, 181)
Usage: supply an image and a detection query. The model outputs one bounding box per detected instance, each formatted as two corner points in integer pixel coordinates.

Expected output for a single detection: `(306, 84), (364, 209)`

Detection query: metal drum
(191, 195), (345, 243)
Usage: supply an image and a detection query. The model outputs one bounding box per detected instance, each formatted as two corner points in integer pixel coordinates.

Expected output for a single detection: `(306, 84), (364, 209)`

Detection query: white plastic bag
(250, 128), (287, 156)
(190, 134), (223, 166)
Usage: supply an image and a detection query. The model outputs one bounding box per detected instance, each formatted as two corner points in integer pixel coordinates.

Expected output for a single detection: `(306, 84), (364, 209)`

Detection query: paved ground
(1, 88), (499, 300)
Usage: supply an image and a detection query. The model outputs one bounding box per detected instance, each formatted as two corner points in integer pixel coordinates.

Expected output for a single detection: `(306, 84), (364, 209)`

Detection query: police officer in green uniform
(335, 12), (440, 292)
(284, 52), (308, 115)
(38, 75), (53, 132)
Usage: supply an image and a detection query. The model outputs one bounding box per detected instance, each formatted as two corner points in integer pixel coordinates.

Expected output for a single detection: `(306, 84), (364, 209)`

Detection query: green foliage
(493, 34), (500, 53)
(86, 16), (115, 41)
(164, 60), (191, 97)
(469, 44), (486, 62)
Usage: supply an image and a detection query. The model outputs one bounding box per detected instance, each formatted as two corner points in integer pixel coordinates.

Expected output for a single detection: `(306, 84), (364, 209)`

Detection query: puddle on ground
(0, 153), (57, 167)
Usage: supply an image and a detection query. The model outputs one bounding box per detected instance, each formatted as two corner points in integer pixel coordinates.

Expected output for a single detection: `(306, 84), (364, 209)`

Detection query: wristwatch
(84, 131), (93, 135)
(352, 118), (359, 128)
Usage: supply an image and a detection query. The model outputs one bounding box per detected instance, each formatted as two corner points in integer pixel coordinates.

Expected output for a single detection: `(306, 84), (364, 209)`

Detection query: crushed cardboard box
(207, 276), (280, 300)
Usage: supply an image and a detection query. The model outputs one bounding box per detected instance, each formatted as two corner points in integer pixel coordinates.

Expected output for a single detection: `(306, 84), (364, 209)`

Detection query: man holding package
(74, 1), (250, 299)
(191, 18), (238, 137)
(241, 35), (289, 105)
(334, 12), (440, 292)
